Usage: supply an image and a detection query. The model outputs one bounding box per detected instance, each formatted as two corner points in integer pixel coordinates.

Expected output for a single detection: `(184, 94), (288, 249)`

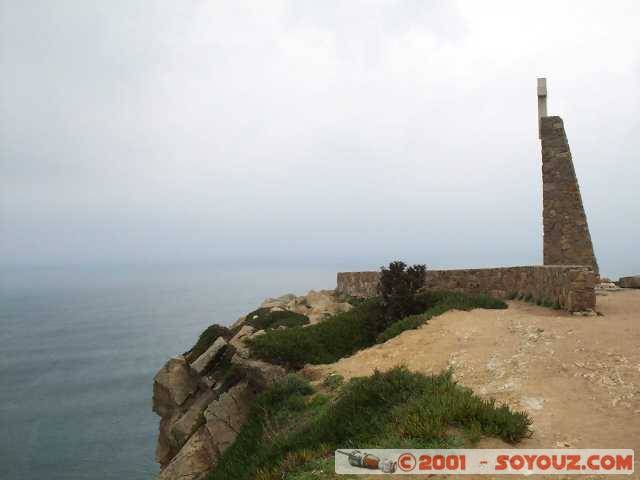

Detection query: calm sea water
(0, 264), (337, 480)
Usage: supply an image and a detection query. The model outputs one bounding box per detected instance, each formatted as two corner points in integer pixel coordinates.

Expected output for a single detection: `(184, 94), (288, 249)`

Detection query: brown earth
(308, 289), (640, 478)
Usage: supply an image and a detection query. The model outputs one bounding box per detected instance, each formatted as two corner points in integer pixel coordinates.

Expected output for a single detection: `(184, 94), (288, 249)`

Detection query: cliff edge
(151, 290), (352, 480)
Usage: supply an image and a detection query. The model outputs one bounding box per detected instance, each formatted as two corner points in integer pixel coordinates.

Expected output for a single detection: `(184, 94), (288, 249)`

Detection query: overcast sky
(1, 0), (639, 278)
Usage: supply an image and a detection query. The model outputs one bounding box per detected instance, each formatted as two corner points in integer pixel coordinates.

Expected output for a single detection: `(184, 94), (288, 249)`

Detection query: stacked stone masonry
(540, 116), (598, 274)
(337, 265), (596, 312)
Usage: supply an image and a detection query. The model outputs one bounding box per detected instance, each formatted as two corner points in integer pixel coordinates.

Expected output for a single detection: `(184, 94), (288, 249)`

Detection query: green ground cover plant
(209, 367), (531, 480)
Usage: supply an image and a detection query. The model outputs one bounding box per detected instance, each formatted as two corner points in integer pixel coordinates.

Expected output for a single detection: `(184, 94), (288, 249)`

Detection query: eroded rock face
(191, 337), (228, 375)
(204, 381), (254, 457)
(153, 357), (198, 419)
(153, 289), (344, 479)
(229, 325), (255, 359)
(231, 356), (286, 390)
(170, 389), (217, 450)
(619, 276), (640, 289)
(157, 425), (218, 480)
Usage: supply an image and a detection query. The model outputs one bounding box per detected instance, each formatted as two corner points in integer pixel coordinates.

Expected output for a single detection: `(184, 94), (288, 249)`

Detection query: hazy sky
(1, 1), (639, 277)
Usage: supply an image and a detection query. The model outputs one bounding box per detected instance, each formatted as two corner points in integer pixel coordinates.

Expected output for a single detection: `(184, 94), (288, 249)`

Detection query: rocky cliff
(151, 290), (352, 480)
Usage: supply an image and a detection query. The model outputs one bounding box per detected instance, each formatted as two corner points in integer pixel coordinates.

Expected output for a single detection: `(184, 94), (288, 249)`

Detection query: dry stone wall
(337, 265), (596, 312)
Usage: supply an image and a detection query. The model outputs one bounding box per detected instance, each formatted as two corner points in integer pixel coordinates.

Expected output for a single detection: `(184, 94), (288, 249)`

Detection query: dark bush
(378, 261), (427, 327)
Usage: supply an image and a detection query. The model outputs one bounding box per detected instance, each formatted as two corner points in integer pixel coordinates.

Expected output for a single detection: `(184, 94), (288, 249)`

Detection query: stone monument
(538, 78), (599, 274)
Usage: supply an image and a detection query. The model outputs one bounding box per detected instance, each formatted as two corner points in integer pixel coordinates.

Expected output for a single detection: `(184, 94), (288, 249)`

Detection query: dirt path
(308, 289), (640, 478)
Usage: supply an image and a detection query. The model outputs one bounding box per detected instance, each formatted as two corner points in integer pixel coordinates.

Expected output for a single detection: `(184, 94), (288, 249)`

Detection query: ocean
(0, 264), (337, 480)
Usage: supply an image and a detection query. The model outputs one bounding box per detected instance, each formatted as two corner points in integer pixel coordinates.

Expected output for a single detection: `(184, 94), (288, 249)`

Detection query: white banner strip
(335, 449), (635, 475)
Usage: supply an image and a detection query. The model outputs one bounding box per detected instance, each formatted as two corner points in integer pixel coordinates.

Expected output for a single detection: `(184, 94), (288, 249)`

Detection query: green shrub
(378, 261), (427, 326)
(245, 307), (309, 330)
(209, 367), (532, 480)
(185, 324), (230, 363)
(246, 299), (383, 368)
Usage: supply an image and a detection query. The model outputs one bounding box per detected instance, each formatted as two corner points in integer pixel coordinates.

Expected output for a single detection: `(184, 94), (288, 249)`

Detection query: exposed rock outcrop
(261, 289), (352, 324)
(153, 357), (198, 419)
(229, 325), (255, 359)
(204, 382), (253, 457)
(157, 425), (218, 480)
(191, 337), (228, 375)
(152, 289), (347, 479)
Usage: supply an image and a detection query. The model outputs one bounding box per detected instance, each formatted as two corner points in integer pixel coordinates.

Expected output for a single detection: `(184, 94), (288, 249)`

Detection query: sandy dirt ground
(308, 289), (640, 478)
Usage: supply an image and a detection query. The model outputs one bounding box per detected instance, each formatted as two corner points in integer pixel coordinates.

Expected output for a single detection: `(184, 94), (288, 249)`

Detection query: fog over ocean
(0, 264), (336, 480)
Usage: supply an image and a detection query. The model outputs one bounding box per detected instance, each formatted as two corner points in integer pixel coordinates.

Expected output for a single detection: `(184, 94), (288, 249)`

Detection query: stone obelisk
(538, 78), (599, 274)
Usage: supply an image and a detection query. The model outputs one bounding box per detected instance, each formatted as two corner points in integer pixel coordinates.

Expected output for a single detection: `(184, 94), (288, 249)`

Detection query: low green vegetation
(184, 308), (308, 363)
(321, 373), (344, 391)
(209, 367), (532, 480)
(247, 291), (507, 368)
(246, 299), (382, 368)
(376, 311), (432, 343)
(245, 307), (309, 330)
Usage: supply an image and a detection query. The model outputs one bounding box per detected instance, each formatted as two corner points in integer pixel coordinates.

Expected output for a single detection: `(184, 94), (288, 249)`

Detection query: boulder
(157, 425), (218, 480)
(305, 289), (352, 324)
(305, 289), (334, 309)
(229, 325), (255, 359)
(191, 337), (228, 375)
(231, 356), (286, 389)
(153, 357), (199, 419)
(204, 382), (253, 456)
(285, 296), (310, 315)
(619, 276), (640, 289)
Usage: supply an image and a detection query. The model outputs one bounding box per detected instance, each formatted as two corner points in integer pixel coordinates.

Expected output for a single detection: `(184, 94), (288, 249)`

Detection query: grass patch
(209, 367), (531, 480)
(248, 292), (507, 367)
(245, 307), (309, 330)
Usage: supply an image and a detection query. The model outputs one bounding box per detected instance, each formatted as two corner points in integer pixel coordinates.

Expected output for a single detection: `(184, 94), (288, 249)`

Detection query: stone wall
(337, 265), (597, 312)
(540, 116), (599, 274)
